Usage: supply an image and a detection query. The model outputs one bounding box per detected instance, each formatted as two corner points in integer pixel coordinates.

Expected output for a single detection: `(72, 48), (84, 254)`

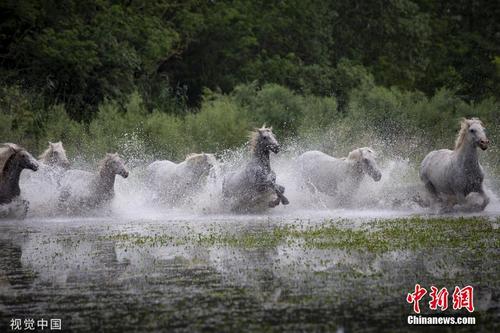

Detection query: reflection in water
(0, 216), (498, 332)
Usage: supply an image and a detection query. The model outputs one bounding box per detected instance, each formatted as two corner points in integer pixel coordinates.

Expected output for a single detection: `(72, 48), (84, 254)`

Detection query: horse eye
(469, 128), (475, 133)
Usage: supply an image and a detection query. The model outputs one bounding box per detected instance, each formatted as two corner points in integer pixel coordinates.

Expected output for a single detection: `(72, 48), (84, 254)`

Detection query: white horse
(58, 153), (129, 213)
(297, 148), (382, 205)
(146, 153), (216, 205)
(38, 141), (70, 169)
(420, 118), (490, 211)
(18, 142), (71, 215)
(222, 126), (289, 212)
(32, 141), (70, 184)
(0, 143), (39, 218)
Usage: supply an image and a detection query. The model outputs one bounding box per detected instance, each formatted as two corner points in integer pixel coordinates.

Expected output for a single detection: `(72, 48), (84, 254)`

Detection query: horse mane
(455, 118), (483, 149)
(185, 153), (204, 162)
(185, 153), (216, 170)
(346, 147), (375, 161)
(98, 153), (119, 172)
(39, 141), (66, 161)
(0, 143), (23, 178)
(249, 124), (273, 152)
(347, 148), (362, 161)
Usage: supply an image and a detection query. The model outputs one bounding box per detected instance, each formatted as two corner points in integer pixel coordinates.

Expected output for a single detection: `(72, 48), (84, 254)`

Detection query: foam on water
(15, 136), (500, 222)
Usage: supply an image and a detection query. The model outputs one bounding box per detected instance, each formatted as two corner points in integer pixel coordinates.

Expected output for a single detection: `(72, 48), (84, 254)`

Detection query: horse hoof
(281, 197), (290, 205)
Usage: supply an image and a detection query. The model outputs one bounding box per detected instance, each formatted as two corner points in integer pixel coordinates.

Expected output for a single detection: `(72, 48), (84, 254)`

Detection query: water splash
(17, 133), (500, 220)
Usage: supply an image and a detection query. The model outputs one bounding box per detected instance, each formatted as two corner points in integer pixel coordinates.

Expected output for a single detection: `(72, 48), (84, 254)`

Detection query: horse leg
(423, 181), (438, 198)
(423, 181), (447, 212)
(17, 199), (29, 219)
(479, 189), (490, 210)
(466, 189), (490, 212)
(274, 184), (289, 205)
(7, 198), (29, 219)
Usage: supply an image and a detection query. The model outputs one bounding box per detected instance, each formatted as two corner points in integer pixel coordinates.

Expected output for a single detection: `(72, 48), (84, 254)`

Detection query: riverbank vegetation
(0, 1), (498, 168)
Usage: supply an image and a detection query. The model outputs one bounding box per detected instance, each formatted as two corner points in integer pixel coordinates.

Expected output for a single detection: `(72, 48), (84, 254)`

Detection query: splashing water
(4, 132), (499, 333)
(16, 134), (500, 221)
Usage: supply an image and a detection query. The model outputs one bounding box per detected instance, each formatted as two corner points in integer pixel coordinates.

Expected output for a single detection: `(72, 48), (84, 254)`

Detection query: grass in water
(104, 217), (499, 254)
(196, 217), (500, 253)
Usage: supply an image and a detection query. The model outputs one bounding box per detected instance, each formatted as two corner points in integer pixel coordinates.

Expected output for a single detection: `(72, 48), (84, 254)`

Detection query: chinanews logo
(406, 284), (476, 325)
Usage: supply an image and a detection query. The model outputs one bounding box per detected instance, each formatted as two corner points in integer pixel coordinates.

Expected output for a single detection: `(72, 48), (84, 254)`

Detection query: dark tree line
(0, 0), (499, 121)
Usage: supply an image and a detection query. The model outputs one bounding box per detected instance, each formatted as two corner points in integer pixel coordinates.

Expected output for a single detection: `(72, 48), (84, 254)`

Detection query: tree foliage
(1, 0), (498, 119)
(0, 0), (499, 169)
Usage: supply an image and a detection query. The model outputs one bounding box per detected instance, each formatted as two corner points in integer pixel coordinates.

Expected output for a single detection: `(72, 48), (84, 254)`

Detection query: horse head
(349, 147), (381, 181)
(100, 153), (129, 178)
(251, 125), (280, 154)
(459, 118), (489, 151)
(41, 141), (70, 168)
(16, 150), (39, 172)
(0, 143), (39, 175)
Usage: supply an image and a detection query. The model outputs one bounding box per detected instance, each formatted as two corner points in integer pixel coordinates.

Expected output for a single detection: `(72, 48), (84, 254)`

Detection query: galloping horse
(146, 153), (216, 205)
(420, 118), (490, 211)
(223, 126), (289, 212)
(297, 148), (382, 205)
(59, 153), (129, 213)
(0, 143), (39, 218)
(38, 141), (70, 169)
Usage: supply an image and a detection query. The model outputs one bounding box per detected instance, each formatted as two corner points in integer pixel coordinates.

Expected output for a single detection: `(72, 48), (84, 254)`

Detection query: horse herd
(0, 117), (492, 219)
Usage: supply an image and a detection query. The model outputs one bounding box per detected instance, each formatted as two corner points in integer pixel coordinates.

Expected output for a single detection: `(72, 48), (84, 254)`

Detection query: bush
(39, 105), (87, 158)
(144, 112), (187, 160)
(0, 82), (498, 174)
(185, 97), (250, 153)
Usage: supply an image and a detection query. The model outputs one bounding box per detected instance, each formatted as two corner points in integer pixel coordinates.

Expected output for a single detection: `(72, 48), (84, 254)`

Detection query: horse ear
(49, 141), (54, 146)
(5, 143), (19, 152)
(261, 123), (266, 129)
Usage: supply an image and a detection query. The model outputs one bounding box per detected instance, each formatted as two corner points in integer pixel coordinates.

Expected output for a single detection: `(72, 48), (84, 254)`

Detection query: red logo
(452, 286), (474, 313)
(407, 284), (427, 313)
(407, 285), (474, 313)
(429, 286), (449, 311)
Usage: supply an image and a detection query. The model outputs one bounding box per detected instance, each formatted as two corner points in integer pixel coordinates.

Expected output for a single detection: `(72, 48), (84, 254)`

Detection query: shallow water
(1, 207), (499, 332)
(2, 148), (500, 331)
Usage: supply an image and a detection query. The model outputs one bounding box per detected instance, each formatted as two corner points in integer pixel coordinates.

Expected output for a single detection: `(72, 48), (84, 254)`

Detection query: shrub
(185, 97), (250, 153)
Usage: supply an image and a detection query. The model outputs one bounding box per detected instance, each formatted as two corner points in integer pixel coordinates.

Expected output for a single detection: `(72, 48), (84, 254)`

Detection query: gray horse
(0, 143), (39, 218)
(297, 148), (382, 205)
(59, 153), (129, 213)
(420, 118), (490, 211)
(223, 126), (289, 212)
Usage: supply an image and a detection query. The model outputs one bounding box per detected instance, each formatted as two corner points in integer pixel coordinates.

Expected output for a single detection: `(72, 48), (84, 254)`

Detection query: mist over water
(18, 131), (500, 221)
